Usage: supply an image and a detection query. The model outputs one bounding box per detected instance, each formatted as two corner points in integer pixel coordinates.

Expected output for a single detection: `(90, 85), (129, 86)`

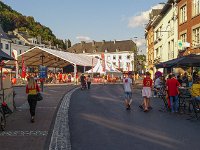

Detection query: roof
(0, 25), (10, 40)
(67, 40), (136, 53)
(6, 47), (97, 68)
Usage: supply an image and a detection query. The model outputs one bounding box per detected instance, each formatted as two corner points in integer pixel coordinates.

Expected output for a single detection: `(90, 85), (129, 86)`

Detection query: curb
(48, 87), (79, 150)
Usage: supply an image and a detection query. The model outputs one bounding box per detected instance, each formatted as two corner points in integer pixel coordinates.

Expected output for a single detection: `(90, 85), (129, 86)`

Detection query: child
(142, 72), (153, 112)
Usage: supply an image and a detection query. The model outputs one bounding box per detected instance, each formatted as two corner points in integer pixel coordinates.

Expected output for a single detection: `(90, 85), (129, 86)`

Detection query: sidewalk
(0, 84), (77, 150)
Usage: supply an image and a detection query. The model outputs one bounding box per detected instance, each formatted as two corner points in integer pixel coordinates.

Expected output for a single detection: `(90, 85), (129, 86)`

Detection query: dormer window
(116, 49), (119, 52)
(105, 49), (108, 53)
(93, 49), (96, 53)
(83, 50), (85, 53)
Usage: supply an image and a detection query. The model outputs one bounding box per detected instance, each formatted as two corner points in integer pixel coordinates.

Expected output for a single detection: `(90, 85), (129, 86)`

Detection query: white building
(67, 40), (136, 72)
(153, 1), (178, 65)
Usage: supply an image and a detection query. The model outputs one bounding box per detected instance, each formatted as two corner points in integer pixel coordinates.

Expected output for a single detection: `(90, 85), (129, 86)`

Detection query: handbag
(37, 93), (43, 101)
(1, 102), (12, 114)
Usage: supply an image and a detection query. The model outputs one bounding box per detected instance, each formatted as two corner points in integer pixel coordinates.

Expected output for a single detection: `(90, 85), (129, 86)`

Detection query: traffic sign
(178, 40), (183, 50)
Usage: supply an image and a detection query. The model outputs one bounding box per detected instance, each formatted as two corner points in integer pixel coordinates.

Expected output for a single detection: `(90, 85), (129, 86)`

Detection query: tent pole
(74, 64), (77, 85)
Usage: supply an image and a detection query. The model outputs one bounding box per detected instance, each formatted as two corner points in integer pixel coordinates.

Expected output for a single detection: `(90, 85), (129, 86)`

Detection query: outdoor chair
(157, 86), (170, 111)
(178, 88), (192, 113)
(189, 98), (200, 120)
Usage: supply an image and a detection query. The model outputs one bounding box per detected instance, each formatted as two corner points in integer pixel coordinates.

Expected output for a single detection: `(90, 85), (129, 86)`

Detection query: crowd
(123, 70), (200, 113)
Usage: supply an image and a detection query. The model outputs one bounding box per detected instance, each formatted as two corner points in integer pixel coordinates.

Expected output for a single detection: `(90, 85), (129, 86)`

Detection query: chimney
(114, 40), (117, 44)
(81, 41), (85, 46)
(92, 40), (95, 46)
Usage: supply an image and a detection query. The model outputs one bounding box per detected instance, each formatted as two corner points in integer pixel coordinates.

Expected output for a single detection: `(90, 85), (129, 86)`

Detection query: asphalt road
(69, 84), (200, 150)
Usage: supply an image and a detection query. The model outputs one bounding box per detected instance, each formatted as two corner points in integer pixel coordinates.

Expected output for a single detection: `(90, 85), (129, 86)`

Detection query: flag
(101, 53), (105, 72)
(91, 57), (94, 74)
(21, 55), (26, 78)
(118, 59), (120, 70)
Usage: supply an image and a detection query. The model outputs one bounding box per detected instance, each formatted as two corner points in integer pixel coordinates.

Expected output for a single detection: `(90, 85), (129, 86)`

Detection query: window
(113, 55), (116, 60)
(180, 33), (187, 42)
(5, 44), (9, 50)
(192, 26), (200, 47)
(193, 0), (200, 16)
(180, 5), (187, 23)
(19, 50), (22, 54)
(127, 55), (130, 59)
(168, 42), (171, 59)
(119, 55), (122, 60)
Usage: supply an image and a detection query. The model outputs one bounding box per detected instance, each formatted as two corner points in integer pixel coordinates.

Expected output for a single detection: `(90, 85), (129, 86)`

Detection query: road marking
(0, 131), (48, 136)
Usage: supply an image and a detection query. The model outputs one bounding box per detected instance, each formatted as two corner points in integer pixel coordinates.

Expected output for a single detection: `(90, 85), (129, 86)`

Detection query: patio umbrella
(0, 51), (14, 103)
(155, 54), (200, 68)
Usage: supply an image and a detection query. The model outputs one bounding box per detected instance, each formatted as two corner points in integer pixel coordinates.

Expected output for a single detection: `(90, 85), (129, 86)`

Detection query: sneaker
(139, 105), (143, 109)
(31, 117), (35, 123)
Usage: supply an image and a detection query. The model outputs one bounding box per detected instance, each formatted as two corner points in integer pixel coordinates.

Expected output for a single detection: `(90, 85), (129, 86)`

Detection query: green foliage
(0, 1), (66, 49)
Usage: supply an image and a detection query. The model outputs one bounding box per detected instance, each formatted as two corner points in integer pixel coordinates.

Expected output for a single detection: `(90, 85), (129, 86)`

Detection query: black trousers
(87, 82), (91, 89)
(28, 95), (37, 117)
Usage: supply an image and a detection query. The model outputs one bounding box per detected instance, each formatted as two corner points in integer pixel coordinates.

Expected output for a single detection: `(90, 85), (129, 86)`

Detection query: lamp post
(133, 37), (139, 73)
(40, 54), (45, 92)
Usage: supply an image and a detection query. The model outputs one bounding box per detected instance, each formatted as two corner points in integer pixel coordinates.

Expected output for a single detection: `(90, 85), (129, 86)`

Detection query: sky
(2, 0), (166, 53)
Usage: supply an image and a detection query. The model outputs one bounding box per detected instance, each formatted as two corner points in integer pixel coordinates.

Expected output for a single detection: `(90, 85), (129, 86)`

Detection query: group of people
(123, 71), (200, 113)
(123, 72), (153, 111)
(80, 74), (92, 90)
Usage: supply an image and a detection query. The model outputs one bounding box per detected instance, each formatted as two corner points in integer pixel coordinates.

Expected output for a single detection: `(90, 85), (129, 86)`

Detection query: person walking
(166, 74), (180, 113)
(123, 73), (133, 110)
(80, 74), (86, 90)
(26, 77), (40, 123)
(86, 75), (92, 89)
(142, 72), (153, 112)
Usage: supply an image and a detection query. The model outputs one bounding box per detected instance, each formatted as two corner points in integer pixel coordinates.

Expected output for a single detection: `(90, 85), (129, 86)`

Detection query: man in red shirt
(142, 72), (153, 112)
(166, 74), (180, 113)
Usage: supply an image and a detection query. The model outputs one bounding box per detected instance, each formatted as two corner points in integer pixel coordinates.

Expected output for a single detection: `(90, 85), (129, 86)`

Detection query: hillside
(0, 1), (66, 49)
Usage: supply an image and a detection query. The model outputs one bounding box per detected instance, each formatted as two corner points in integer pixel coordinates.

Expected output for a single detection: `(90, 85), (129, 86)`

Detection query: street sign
(178, 40), (183, 50)
(39, 65), (47, 78)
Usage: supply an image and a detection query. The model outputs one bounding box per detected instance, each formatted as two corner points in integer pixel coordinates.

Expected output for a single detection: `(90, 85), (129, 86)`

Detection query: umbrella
(0, 51), (14, 61)
(155, 54), (200, 68)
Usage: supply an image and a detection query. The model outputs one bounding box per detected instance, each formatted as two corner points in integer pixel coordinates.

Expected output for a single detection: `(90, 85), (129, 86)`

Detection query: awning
(0, 51), (14, 61)
(6, 47), (97, 68)
(155, 54), (200, 68)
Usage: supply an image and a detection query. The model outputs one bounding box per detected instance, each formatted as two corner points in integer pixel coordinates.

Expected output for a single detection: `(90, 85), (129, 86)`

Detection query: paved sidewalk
(0, 84), (77, 150)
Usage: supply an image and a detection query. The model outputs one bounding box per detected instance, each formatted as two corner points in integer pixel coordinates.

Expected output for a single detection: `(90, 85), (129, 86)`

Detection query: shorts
(124, 92), (132, 99)
(142, 87), (152, 98)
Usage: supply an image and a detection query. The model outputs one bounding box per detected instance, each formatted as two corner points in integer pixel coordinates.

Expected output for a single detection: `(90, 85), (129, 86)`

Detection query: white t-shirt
(123, 77), (132, 92)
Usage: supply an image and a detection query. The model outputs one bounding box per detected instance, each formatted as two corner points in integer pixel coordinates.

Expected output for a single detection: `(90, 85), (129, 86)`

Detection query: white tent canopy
(86, 59), (121, 74)
(6, 46), (97, 68)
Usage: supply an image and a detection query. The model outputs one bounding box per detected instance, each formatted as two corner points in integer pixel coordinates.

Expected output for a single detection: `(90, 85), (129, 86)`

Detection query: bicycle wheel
(0, 112), (6, 131)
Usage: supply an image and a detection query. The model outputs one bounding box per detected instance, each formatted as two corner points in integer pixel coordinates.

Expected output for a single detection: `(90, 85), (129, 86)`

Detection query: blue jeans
(169, 95), (179, 112)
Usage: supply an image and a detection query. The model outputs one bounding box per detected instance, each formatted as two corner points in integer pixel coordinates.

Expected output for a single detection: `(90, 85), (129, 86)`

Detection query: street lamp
(40, 54), (45, 91)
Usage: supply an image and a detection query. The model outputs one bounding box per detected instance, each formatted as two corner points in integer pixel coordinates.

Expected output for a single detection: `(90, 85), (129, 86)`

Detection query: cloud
(135, 38), (146, 47)
(76, 36), (91, 42)
(128, 4), (164, 28)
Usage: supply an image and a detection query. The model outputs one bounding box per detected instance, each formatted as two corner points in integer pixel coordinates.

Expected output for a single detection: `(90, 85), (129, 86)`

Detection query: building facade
(177, 0), (200, 55)
(67, 40), (136, 72)
(145, 0), (179, 74)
